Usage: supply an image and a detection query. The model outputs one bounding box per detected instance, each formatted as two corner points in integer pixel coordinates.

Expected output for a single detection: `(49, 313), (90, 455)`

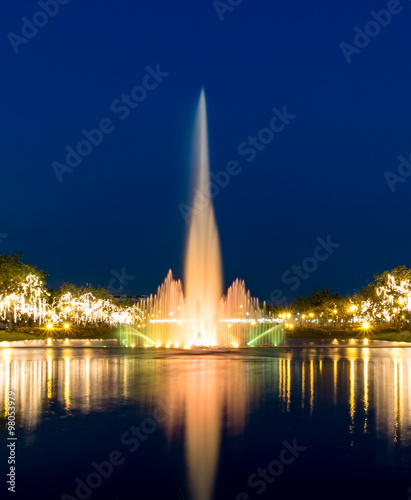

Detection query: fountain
(185, 90), (223, 347)
(127, 90), (283, 348)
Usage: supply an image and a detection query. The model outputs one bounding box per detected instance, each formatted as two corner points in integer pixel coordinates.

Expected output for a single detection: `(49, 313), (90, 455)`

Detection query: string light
(359, 274), (411, 322)
(0, 276), (143, 328)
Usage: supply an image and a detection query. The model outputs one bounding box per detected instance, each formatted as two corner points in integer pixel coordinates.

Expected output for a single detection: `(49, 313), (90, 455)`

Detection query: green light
(247, 326), (279, 346)
(123, 327), (155, 345)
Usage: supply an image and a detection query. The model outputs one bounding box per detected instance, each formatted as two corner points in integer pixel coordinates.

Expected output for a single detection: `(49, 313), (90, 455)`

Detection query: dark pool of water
(1, 344), (410, 499)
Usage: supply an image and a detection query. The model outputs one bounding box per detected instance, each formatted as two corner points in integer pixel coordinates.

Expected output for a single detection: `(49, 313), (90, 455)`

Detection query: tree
(294, 289), (339, 312)
(0, 252), (47, 331)
(58, 283), (112, 300)
(361, 266), (411, 330)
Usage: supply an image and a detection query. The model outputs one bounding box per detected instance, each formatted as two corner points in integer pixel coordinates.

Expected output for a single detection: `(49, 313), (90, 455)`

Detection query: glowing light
(0, 91), (290, 348)
(362, 321), (370, 330)
(357, 273), (411, 323)
(247, 326), (280, 346)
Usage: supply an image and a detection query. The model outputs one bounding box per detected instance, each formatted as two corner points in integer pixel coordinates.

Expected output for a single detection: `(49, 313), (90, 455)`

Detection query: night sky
(2, 0), (411, 303)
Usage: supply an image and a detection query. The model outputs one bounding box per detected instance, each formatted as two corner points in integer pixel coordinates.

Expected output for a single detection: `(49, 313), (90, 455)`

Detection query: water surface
(0, 343), (410, 499)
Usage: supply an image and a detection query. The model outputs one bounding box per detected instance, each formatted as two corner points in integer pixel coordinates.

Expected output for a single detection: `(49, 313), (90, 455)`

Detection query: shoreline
(1, 337), (410, 349)
(1, 328), (411, 343)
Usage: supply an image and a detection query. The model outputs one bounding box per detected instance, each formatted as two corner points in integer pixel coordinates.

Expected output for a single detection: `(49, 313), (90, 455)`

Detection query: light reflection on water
(0, 345), (411, 499)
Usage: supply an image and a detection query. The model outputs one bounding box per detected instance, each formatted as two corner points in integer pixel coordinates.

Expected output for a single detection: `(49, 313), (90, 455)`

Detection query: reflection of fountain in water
(185, 360), (221, 500)
(1, 347), (411, 497)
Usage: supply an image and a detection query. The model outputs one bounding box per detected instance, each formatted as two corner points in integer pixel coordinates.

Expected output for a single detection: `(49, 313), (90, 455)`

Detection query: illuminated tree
(360, 266), (411, 329)
(0, 253), (143, 333)
(0, 252), (48, 330)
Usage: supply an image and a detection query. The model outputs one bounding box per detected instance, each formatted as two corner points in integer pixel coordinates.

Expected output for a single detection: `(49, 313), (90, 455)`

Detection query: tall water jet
(133, 90), (283, 349)
(184, 90), (223, 346)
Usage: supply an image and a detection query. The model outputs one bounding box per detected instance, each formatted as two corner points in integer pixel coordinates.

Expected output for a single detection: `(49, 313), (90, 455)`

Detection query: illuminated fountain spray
(134, 91), (283, 348)
(138, 270), (186, 347)
(184, 90), (223, 346)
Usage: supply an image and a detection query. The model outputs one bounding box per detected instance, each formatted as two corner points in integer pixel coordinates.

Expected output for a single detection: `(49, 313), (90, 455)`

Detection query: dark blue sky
(2, 0), (411, 302)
